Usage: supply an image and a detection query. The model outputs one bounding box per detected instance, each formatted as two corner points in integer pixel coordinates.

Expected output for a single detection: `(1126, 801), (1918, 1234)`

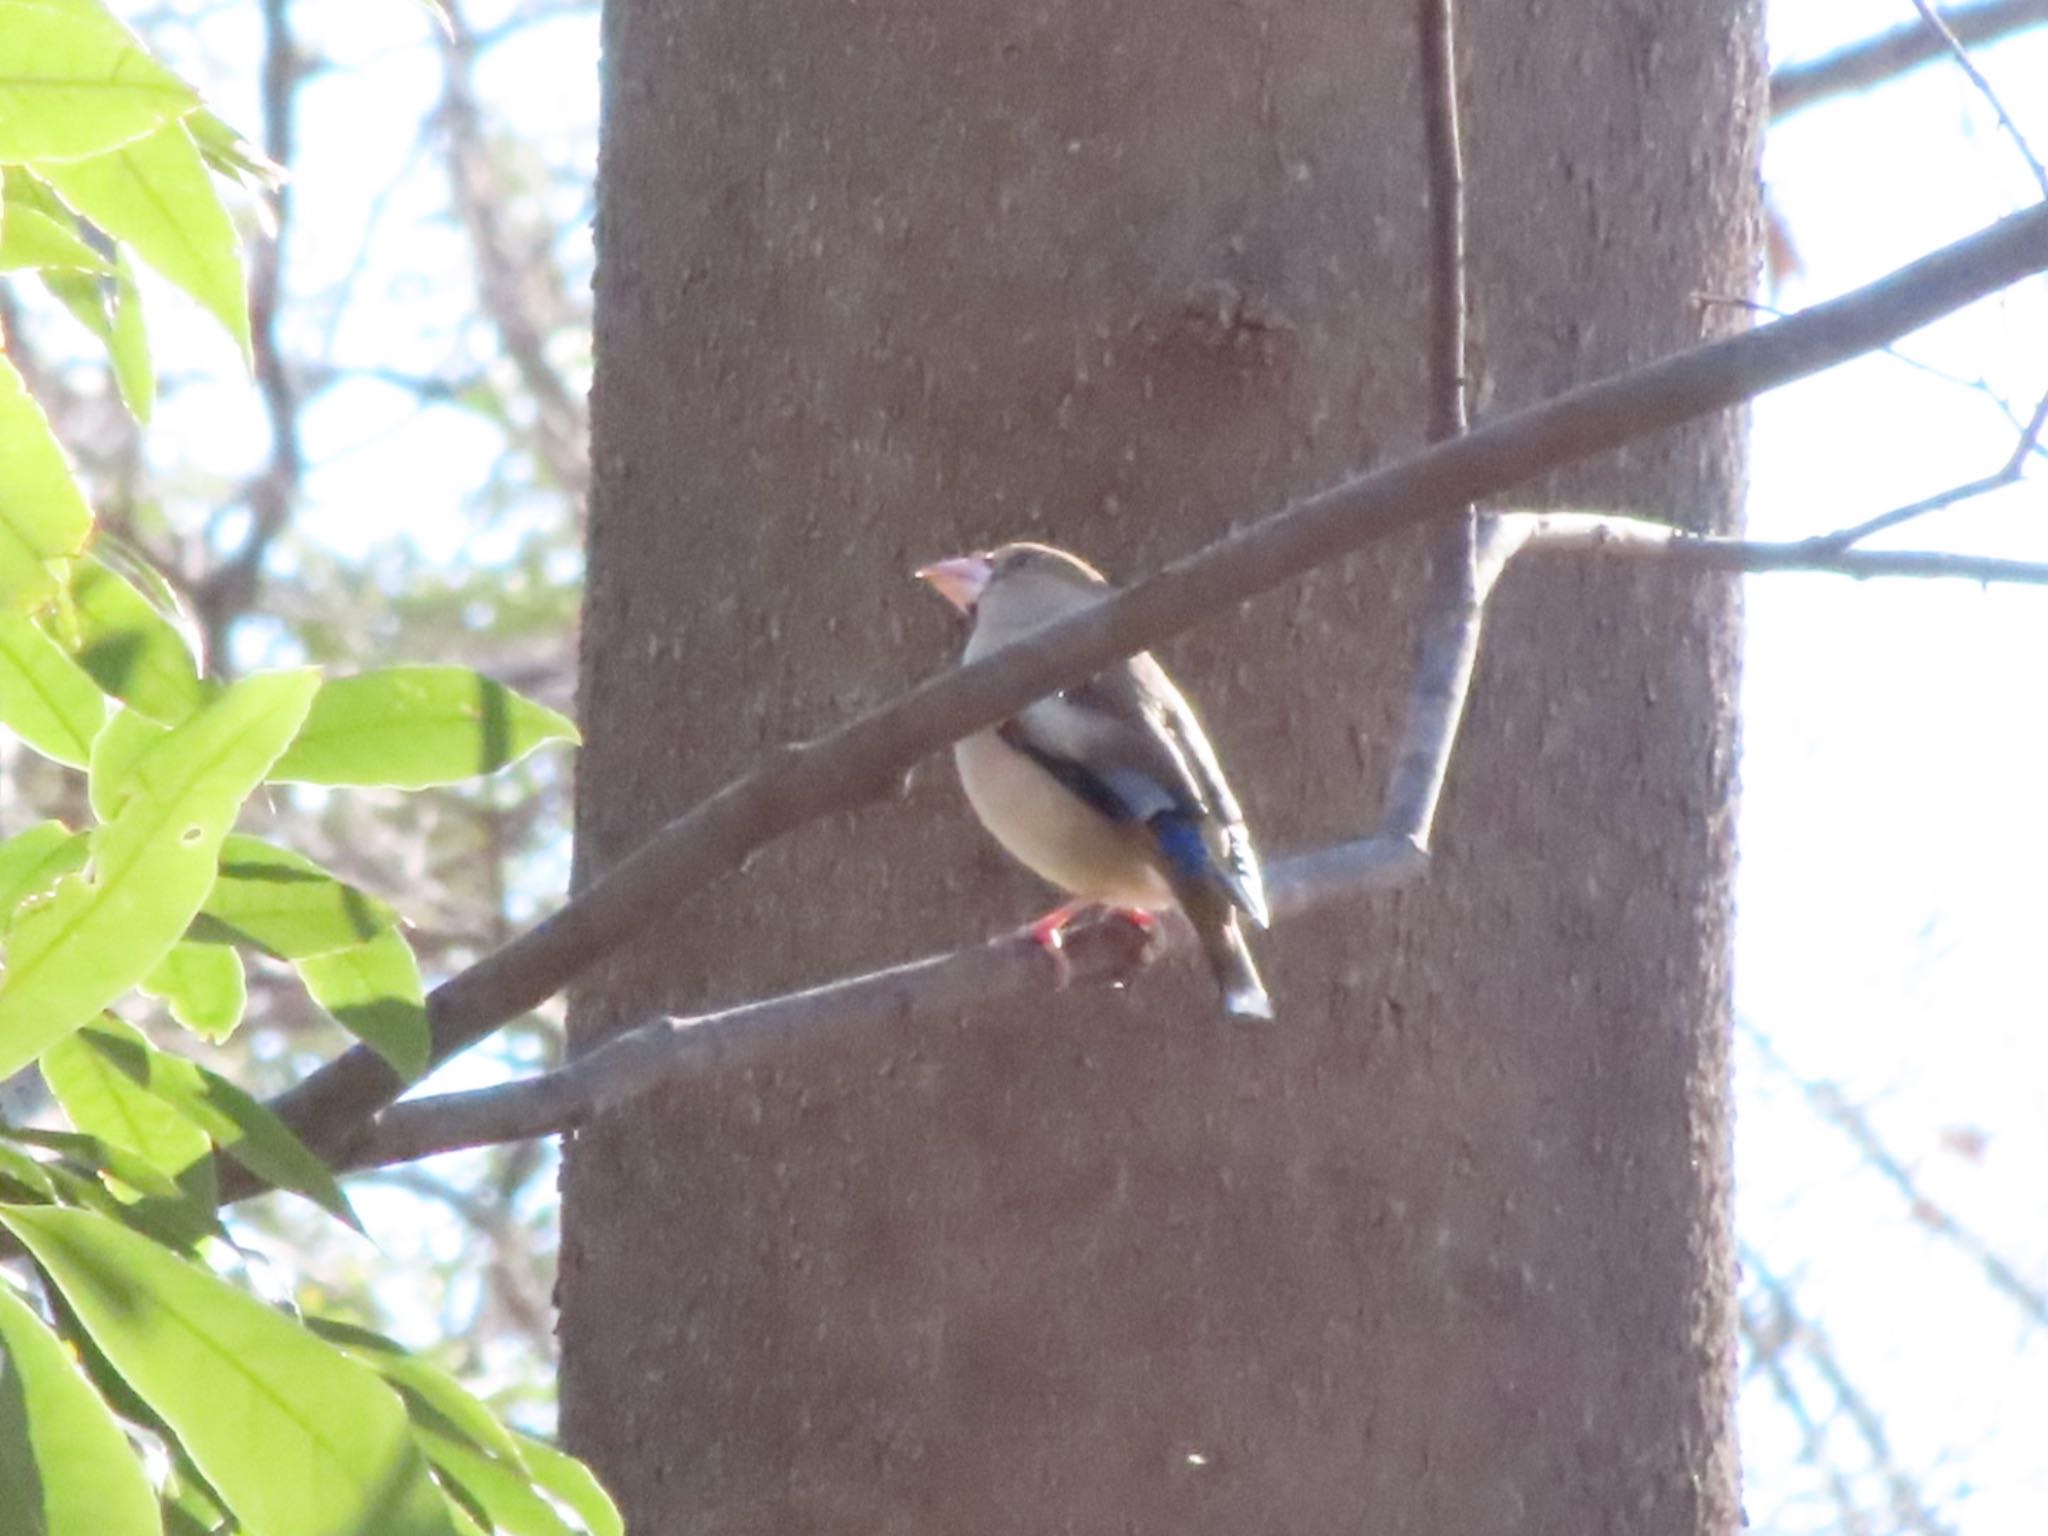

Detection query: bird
(915, 541), (1274, 1019)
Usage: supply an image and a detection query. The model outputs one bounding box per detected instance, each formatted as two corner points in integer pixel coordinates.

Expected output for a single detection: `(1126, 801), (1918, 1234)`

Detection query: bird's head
(915, 543), (1110, 643)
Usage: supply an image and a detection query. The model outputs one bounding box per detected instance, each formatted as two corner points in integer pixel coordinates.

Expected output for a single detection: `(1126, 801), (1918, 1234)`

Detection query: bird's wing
(999, 656), (1268, 927)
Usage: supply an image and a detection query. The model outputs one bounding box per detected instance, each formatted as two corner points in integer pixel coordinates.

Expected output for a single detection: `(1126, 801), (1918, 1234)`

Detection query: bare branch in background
(197, 0), (304, 662)
(1771, 0), (2048, 121)
(1740, 1293), (1878, 1536)
(1907, 0), (2048, 198)
(437, 0), (590, 503)
(1744, 1247), (1961, 1536)
(1743, 1021), (2048, 1328)
(222, 202), (2048, 1195)
(1810, 382), (2048, 550)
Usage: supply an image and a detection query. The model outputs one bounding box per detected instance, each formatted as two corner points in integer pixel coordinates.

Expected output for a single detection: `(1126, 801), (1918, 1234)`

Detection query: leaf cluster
(0, 6), (607, 1532)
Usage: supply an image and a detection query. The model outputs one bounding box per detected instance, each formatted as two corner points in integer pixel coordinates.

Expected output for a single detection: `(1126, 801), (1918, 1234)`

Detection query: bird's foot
(1022, 903), (1158, 990)
(1023, 900), (1092, 987)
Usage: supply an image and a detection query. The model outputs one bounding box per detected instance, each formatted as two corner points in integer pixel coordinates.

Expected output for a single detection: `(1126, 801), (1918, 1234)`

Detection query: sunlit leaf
(0, 607), (106, 765)
(513, 1434), (622, 1536)
(0, 822), (85, 925)
(185, 108), (284, 196)
(4, 1126), (185, 1203)
(0, 1205), (459, 1536)
(296, 928), (431, 1080)
(0, 1143), (57, 1201)
(64, 1022), (360, 1232)
(38, 117), (250, 361)
(0, 1283), (161, 1536)
(0, 2), (198, 162)
(308, 1319), (526, 1468)
(0, 197), (107, 271)
(43, 1017), (209, 1178)
(0, 353), (93, 612)
(86, 705), (167, 819)
(270, 666), (578, 787)
(0, 670), (318, 1078)
(416, 1420), (573, 1536)
(48, 555), (204, 725)
(108, 250), (152, 421)
(141, 937), (245, 1038)
(199, 834), (398, 960)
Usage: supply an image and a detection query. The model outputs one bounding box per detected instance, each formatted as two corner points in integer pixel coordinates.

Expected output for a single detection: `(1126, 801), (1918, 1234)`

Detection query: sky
(1739, 6), (2048, 1530)
(91, 0), (2048, 1526)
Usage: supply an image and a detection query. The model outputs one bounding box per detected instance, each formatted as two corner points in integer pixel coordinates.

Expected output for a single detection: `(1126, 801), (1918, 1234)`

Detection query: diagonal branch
(233, 202), (2048, 1196)
(323, 522), (2048, 1177)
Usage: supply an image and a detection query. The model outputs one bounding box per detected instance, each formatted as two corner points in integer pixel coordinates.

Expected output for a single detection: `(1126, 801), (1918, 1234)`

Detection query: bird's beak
(914, 553), (993, 614)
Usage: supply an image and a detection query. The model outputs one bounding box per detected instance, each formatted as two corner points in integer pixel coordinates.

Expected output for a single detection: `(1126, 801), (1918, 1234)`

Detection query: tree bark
(561, 1), (1761, 1530)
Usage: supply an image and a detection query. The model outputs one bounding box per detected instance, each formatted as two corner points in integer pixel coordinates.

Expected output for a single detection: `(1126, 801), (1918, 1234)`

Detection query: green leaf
(0, 353), (93, 612)
(0, 2), (198, 162)
(39, 1016), (217, 1249)
(306, 1320), (526, 1469)
(0, 670), (318, 1078)
(296, 929), (430, 1080)
(141, 939), (245, 1038)
(49, 555), (204, 725)
(0, 821), (85, 923)
(0, 1283), (162, 1536)
(43, 1017), (209, 1179)
(0, 607), (106, 764)
(0, 1144), (58, 1201)
(37, 117), (250, 361)
(4, 1126), (186, 1202)
(62, 1021), (360, 1232)
(200, 834), (398, 960)
(0, 197), (108, 271)
(512, 1434), (621, 1536)
(415, 1420), (573, 1536)
(0, 1204), (458, 1536)
(87, 706), (167, 820)
(108, 250), (152, 422)
(185, 109), (283, 196)
(271, 666), (578, 788)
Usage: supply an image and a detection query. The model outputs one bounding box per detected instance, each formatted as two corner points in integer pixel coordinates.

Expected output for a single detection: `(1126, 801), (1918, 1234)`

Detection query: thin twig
(1744, 1247), (1961, 1536)
(1771, 0), (2048, 121)
(1743, 1021), (2048, 1327)
(197, 0), (303, 659)
(1515, 510), (2048, 584)
(1739, 1294), (1877, 1536)
(225, 203), (2048, 1197)
(1909, 0), (2048, 200)
(1812, 381), (2048, 549)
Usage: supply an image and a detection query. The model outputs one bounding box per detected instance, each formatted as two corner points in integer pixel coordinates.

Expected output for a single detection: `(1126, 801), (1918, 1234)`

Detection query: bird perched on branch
(916, 541), (1273, 1019)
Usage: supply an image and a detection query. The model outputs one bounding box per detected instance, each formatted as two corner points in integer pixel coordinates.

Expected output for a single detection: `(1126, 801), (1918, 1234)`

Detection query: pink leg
(1023, 900), (1093, 987)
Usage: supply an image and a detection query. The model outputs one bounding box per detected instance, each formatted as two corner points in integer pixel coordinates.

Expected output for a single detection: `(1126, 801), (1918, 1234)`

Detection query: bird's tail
(1174, 877), (1274, 1021)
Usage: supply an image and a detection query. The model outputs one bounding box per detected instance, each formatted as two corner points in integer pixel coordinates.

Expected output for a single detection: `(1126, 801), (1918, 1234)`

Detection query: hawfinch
(917, 542), (1273, 1019)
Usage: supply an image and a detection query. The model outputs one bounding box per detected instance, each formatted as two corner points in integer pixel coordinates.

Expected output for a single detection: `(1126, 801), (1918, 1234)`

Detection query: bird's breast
(955, 729), (1174, 910)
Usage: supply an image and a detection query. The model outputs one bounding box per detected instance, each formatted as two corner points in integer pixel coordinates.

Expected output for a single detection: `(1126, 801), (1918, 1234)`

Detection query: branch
(1770, 0), (2048, 121)
(1389, 0), (1487, 854)
(197, 0), (303, 658)
(331, 515), (2048, 1174)
(1506, 512), (2048, 586)
(236, 202), (2048, 1194)
(1743, 1020), (2048, 1327)
(1744, 1247), (1960, 1536)
(1908, 0), (2048, 199)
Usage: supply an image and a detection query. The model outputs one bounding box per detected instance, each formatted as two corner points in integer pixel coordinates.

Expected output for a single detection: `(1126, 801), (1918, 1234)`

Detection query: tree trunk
(561, 1), (1761, 1531)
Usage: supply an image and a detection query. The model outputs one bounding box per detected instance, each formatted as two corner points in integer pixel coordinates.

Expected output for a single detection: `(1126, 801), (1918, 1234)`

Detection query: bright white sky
(116, 0), (2048, 1526)
(1743, 7), (2047, 1532)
